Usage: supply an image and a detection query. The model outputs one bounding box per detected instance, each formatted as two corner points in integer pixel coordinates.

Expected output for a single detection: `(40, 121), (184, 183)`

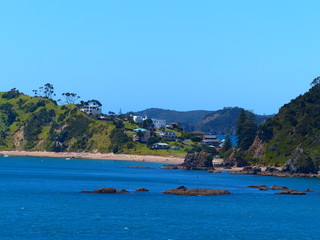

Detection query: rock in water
(270, 185), (288, 190)
(81, 187), (130, 193)
(163, 186), (230, 196)
(180, 151), (213, 170)
(136, 188), (149, 192)
(275, 189), (306, 195)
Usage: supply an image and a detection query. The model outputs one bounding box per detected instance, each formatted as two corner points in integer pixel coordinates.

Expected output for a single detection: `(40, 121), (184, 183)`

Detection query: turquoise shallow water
(0, 156), (319, 240)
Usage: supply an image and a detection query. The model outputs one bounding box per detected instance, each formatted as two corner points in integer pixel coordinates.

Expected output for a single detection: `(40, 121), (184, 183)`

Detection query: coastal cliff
(246, 81), (320, 174)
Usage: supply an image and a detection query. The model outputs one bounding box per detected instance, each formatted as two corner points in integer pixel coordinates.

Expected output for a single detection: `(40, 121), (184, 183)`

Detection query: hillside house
(202, 135), (221, 146)
(152, 119), (166, 128)
(132, 115), (145, 123)
(80, 105), (102, 116)
(133, 128), (150, 143)
(159, 131), (177, 140)
(152, 143), (169, 149)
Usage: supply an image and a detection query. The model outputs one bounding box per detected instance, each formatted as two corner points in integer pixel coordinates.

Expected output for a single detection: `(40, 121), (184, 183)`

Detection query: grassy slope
(0, 92), (187, 157)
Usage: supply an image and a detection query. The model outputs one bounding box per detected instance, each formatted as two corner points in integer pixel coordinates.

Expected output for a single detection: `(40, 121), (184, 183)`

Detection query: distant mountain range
(130, 107), (273, 135)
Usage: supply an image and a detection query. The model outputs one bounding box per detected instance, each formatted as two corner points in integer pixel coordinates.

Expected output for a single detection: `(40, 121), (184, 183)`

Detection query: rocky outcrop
(223, 149), (249, 167)
(136, 188), (149, 192)
(282, 147), (317, 174)
(163, 186), (231, 196)
(179, 151), (213, 170)
(81, 187), (130, 193)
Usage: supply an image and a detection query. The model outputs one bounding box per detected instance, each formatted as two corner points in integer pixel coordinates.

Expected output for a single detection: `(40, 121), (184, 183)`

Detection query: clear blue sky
(0, 1), (319, 115)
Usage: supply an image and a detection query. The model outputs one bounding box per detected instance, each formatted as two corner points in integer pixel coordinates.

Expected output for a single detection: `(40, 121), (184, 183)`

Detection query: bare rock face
(163, 186), (231, 196)
(275, 189), (306, 195)
(81, 187), (129, 193)
(180, 151), (213, 170)
(282, 147), (317, 174)
(136, 188), (149, 192)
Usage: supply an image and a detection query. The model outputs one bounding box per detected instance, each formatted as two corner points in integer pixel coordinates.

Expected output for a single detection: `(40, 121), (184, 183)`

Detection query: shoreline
(0, 150), (185, 164)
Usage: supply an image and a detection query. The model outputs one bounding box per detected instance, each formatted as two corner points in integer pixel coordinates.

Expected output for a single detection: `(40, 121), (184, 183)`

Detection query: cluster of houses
(79, 109), (224, 151)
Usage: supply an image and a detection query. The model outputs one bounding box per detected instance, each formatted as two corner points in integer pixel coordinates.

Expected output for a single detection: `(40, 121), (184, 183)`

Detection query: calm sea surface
(0, 156), (319, 240)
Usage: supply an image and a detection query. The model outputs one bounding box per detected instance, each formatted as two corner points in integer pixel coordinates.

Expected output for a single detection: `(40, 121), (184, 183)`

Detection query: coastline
(0, 150), (185, 164)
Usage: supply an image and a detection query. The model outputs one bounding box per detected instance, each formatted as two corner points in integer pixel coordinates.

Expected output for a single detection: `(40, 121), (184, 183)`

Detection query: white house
(80, 105), (102, 116)
(152, 119), (166, 128)
(159, 131), (177, 140)
(132, 115), (145, 123)
(152, 143), (169, 149)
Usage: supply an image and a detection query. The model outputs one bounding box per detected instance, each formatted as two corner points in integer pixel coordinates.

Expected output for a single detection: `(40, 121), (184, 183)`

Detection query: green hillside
(251, 81), (320, 173)
(0, 90), (186, 157)
(197, 107), (272, 135)
(130, 108), (214, 125)
(131, 107), (272, 134)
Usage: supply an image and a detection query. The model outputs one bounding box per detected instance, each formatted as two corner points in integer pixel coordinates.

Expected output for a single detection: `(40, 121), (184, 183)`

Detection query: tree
(33, 83), (55, 99)
(221, 135), (232, 152)
(62, 92), (80, 104)
(142, 119), (154, 129)
(236, 110), (257, 150)
(310, 76), (320, 87)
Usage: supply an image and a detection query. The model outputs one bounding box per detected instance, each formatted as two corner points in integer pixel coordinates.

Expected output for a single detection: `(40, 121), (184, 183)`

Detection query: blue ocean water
(0, 156), (319, 240)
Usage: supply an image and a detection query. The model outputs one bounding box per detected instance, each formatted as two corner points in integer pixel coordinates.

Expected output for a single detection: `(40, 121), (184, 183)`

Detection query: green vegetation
(247, 79), (320, 173)
(131, 107), (272, 135)
(0, 90), (191, 157)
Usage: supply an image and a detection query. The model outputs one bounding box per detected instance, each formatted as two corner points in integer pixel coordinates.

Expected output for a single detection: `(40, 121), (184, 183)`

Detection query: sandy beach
(0, 150), (185, 164)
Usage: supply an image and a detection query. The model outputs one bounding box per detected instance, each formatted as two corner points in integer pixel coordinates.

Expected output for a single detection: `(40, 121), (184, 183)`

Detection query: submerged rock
(163, 186), (231, 196)
(270, 185), (288, 190)
(248, 185), (268, 188)
(81, 187), (129, 193)
(136, 188), (149, 192)
(126, 166), (155, 169)
(275, 189), (306, 195)
(304, 189), (313, 192)
(117, 189), (130, 193)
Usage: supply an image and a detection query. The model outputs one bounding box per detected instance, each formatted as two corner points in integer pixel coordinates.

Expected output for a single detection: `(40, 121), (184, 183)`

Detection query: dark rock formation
(276, 189), (306, 195)
(180, 151), (213, 170)
(259, 186), (269, 191)
(81, 187), (129, 193)
(270, 185), (288, 190)
(161, 165), (179, 169)
(304, 189), (313, 192)
(136, 188), (149, 192)
(163, 186), (231, 196)
(117, 189), (130, 193)
(248, 185), (268, 189)
(282, 147), (317, 174)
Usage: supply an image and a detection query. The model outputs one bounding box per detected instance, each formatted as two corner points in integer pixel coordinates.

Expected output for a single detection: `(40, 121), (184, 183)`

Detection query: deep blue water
(0, 156), (319, 240)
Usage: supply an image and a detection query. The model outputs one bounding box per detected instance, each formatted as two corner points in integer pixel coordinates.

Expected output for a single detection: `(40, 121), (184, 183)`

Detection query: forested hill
(251, 80), (320, 173)
(131, 107), (272, 135)
(0, 90), (114, 152)
(130, 108), (214, 125)
(196, 107), (272, 135)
